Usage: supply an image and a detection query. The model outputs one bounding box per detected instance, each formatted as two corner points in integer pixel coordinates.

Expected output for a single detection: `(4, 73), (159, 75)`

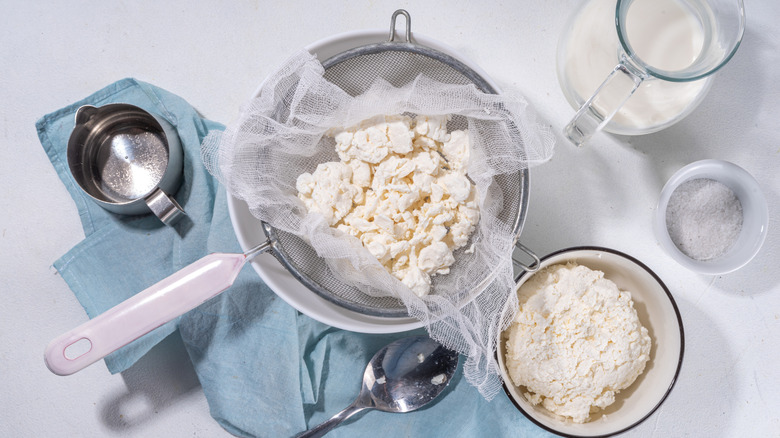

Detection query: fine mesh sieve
(253, 10), (533, 318)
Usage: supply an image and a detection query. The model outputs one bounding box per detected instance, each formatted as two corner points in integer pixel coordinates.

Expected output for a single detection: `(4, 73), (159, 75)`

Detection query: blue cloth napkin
(37, 78), (551, 437)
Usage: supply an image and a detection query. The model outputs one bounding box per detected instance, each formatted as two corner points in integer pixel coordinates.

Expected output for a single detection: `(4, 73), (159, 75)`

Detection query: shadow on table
(598, 23), (771, 200)
(710, 211), (779, 296)
(633, 292), (739, 437)
(611, 24), (770, 160)
(98, 332), (203, 431)
(604, 24), (780, 295)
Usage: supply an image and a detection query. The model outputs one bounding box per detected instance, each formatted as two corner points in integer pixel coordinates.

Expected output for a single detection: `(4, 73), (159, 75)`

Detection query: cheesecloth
(201, 49), (554, 399)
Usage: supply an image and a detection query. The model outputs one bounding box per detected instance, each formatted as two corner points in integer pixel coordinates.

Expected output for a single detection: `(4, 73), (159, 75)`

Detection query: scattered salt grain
(665, 178), (743, 261)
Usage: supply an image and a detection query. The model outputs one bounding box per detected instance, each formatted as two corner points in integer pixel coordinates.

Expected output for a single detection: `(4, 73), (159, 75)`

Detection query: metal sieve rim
(260, 9), (530, 318)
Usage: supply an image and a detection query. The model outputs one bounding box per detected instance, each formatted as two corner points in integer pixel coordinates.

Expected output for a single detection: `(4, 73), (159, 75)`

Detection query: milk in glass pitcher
(559, 0), (745, 146)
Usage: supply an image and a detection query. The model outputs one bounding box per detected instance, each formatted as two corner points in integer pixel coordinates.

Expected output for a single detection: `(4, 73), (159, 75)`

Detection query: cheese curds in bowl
(496, 247), (684, 437)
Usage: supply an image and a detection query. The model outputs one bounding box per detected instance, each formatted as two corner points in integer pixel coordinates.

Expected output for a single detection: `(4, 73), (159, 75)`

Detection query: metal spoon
(295, 335), (459, 438)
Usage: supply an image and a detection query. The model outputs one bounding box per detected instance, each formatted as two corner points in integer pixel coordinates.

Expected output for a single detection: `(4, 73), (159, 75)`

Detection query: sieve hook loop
(512, 242), (541, 277)
(388, 9), (411, 43)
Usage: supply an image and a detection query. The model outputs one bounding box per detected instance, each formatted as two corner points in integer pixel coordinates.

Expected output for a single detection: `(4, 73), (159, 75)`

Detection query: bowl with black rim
(496, 246), (684, 437)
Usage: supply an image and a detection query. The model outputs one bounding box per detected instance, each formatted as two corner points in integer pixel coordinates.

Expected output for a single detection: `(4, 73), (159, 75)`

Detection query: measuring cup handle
(564, 62), (645, 147)
(43, 252), (247, 376)
(145, 188), (187, 226)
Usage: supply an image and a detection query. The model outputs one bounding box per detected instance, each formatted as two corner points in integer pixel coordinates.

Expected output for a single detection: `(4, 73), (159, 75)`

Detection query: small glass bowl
(654, 159), (768, 275)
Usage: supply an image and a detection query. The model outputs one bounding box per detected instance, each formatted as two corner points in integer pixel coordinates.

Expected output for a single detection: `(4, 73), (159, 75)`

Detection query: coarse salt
(665, 178), (743, 261)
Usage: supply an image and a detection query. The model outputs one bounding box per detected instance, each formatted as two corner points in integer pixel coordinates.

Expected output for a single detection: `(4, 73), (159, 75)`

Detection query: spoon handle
(294, 402), (369, 438)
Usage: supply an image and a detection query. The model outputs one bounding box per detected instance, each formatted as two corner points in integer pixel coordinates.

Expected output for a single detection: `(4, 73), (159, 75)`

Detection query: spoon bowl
(296, 335), (459, 437)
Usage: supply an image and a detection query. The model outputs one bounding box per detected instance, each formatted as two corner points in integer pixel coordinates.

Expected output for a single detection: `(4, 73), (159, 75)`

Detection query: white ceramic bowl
(496, 247), (684, 437)
(654, 159), (768, 275)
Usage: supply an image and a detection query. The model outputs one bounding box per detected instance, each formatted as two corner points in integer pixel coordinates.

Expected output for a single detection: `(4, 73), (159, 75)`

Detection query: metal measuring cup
(67, 103), (186, 226)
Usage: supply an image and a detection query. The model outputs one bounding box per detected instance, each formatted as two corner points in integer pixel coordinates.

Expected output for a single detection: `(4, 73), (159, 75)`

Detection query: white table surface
(2, 1), (778, 436)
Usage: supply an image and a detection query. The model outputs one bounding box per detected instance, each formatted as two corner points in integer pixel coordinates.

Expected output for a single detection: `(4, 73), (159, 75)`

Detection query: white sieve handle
(44, 252), (248, 376)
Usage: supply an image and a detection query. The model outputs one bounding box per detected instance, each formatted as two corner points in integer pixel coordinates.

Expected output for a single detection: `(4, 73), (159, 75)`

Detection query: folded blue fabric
(37, 78), (550, 437)
(36, 78), (226, 372)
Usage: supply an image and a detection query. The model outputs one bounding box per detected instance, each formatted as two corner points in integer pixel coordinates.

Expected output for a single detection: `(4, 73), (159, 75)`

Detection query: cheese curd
(296, 114), (479, 297)
(505, 263), (651, 423)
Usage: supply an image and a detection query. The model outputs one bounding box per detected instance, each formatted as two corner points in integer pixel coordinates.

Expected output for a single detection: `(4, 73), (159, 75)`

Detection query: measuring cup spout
(74, 105), (99, 126)
(564, 61), (644, 147)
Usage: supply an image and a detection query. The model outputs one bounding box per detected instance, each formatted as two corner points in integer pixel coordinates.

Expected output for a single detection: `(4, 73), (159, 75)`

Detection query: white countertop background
(1, 1), (778, 436)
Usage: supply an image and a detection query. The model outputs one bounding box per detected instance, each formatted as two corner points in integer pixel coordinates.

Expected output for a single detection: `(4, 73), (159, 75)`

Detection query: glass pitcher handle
(564, 62), (645, 147)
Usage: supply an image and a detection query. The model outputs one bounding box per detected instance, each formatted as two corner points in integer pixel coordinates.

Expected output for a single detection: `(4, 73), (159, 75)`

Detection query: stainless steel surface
(256, 9), (531, 317)
(512, 242), (541, 272)
(145, 188), (186, 225)
(66, 103), (186, 225)
(294, 335), (459, 438)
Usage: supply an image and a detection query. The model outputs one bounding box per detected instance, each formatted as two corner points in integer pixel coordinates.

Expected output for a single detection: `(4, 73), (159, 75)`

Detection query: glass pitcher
(559, 0), (745, 146)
